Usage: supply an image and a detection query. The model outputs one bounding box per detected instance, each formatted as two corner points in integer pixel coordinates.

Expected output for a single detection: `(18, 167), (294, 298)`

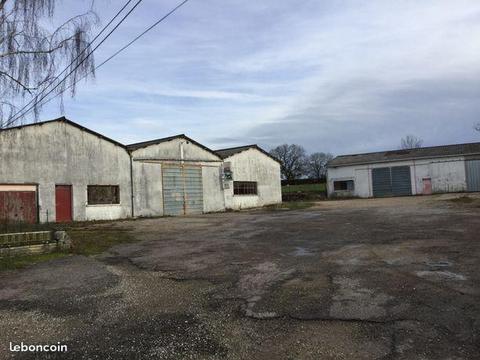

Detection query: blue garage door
(372, 166), (412, 197)
(466, 160), (480, 192)
(163, 166), (203, 216)
(372, 167), (391, 197)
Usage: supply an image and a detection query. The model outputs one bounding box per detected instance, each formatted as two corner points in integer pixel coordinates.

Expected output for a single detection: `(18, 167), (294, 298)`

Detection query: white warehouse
(327, 142), (480, 198)
(215, 145), (282, 210)
(0, 117), (281, 223)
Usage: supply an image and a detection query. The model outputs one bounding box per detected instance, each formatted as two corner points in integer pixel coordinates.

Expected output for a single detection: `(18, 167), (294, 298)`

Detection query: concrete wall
(223, 148), (282, 210)
(132, 162), (163, 217)
(1, 123), (280, 221)
(0, 121), (132, 222)
(130, 138), (225, 216)
(202, 165), (225, 212)
(327, 156), (467, 198)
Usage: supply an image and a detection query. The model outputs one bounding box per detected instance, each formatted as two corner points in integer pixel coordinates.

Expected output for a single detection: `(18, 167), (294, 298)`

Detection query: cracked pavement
(0, 195), (479, 359)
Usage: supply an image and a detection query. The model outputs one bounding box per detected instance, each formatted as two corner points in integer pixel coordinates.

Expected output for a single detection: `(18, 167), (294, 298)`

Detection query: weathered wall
(130, 138), (224, 216)
(202, 166), (225, 212)
(0, 121), (132, 222)
(132, 162), (164, 217)
(327, 157), (467, 198)
(223, 148), (282, 210)
(131, 138), (220, 161)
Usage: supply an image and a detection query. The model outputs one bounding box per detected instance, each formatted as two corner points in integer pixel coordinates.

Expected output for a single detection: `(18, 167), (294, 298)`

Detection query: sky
(38, 0), (480, 155)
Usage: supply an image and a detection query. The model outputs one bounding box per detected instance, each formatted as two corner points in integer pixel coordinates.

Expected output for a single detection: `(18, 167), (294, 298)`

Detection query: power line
(10, 0), (190, 124)
(6, 0), (145, 127)
(6, 0), (138, 126)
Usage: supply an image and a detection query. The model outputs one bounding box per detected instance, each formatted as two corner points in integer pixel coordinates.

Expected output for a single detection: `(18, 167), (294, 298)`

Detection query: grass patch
(68, 227), (136, 256)
(282, 183), (326, 194)
(266, 201), (314, 211)
(0, 225), (137, 271)
(0, 251), (69, 271)
(447, 196), (475, 204)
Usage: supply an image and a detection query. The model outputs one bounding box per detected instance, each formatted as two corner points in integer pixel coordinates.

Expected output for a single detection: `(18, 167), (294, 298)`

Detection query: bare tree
(401, 135), (423, 149)
(0, 0), (98, 127)
(306, 152), (333, 181)
(270, 144), (307, 181)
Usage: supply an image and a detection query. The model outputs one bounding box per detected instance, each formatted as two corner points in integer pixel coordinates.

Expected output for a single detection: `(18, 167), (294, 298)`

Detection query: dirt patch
(0, 194), (479, 359)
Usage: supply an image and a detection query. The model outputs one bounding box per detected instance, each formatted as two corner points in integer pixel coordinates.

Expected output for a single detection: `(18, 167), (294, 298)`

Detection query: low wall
(0, 231), (71, 257)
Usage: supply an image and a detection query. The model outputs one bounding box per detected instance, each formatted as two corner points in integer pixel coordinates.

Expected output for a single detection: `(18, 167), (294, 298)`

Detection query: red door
(55, 185), (72, 222)
(0, 191), (37, 224)
(423, 178), (432, 195)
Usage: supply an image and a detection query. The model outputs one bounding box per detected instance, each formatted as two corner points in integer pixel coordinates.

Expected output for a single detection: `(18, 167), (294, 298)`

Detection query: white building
(0, 118), (282, 223)
(215, 145), (282, 210)
(327, 143), (480, 198)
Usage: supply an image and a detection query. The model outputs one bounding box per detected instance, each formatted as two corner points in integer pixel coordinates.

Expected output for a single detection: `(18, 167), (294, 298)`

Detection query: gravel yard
(0, 194), (479, 359)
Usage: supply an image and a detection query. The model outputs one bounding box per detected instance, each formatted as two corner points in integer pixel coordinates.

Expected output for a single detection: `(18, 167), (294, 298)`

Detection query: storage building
(327, 142), (480, 198)
(215, 145), (282, 210)
(0, 117), (281, 223)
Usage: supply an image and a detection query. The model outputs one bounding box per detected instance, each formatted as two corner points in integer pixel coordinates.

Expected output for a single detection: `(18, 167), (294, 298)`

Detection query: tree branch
(0, 39), (72, 58)
(0, 0), (8, 12)
(0, 70), (33, 93)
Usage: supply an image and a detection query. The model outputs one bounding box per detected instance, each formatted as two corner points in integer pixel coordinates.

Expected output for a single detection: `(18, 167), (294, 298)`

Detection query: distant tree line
(270, 134), (427, 181)
(269, 144), (333, 182)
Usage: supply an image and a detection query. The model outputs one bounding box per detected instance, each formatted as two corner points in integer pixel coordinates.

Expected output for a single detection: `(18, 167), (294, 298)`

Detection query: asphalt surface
(1, 194), (479, 359)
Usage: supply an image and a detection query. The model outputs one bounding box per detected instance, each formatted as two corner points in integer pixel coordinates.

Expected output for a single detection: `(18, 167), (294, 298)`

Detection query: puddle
(416, 270), (466, 281)
(426, 260), (452, 268)
(291, 247), (313, 257)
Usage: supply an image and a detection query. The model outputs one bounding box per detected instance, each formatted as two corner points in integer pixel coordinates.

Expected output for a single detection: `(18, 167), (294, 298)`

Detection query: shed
(215, 145), (282, 210)
(327, 142), (480, 198)
(0, 118), (282, 223)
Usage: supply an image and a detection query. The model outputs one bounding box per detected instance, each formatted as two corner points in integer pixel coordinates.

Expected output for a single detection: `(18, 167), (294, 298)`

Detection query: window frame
(87, 185), (120, 205)
(233, 181), (258, 196)
(333, 180), (354, 192)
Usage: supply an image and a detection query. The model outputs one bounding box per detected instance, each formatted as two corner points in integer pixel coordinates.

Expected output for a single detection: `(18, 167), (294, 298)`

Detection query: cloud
(40, 0), (480, 155)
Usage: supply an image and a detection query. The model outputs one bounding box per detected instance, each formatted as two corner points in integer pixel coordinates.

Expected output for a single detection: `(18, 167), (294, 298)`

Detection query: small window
(234, 181), (258, 195)
(87, 185), (120, 205)
(334, 180), (354, 191)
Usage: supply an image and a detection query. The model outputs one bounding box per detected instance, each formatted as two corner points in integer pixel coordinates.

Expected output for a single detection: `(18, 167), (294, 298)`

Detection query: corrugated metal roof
(328, 142), (480, 167)
(215, 145), (280, 163)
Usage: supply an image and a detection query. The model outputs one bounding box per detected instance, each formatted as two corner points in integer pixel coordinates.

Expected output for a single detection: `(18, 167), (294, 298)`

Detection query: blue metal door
(372, 167), (391, 197)
(372, 166), (412, 197)
(391, 166), (412, 196)
(466, 160), (480, 192)
(163, 166), (203, 216)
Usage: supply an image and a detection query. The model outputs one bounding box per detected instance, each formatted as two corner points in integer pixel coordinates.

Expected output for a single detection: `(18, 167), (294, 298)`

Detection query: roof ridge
(215, 144), (280, 164)
(0, 116), (126, 149)
(335, 141), (480, 159)
(329, 141), (480, 167)
(127, 134), (186, 147)
(215, 144), (258, 151)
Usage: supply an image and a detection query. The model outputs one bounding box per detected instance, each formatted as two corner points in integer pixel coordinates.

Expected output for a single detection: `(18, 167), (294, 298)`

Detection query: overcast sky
(41, 0), (480, 155)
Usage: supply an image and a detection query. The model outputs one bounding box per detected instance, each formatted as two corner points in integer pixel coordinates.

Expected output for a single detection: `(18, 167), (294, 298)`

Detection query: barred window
(233, 181), (258, 195)
(87, 185), (120, 205)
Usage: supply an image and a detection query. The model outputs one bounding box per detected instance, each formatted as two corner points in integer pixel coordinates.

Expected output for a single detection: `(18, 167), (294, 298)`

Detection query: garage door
(466, 160), (480, 192)
(163, 166), (203, 216)
(372, 166), (412, 197)
(0, 185), (37, 224)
